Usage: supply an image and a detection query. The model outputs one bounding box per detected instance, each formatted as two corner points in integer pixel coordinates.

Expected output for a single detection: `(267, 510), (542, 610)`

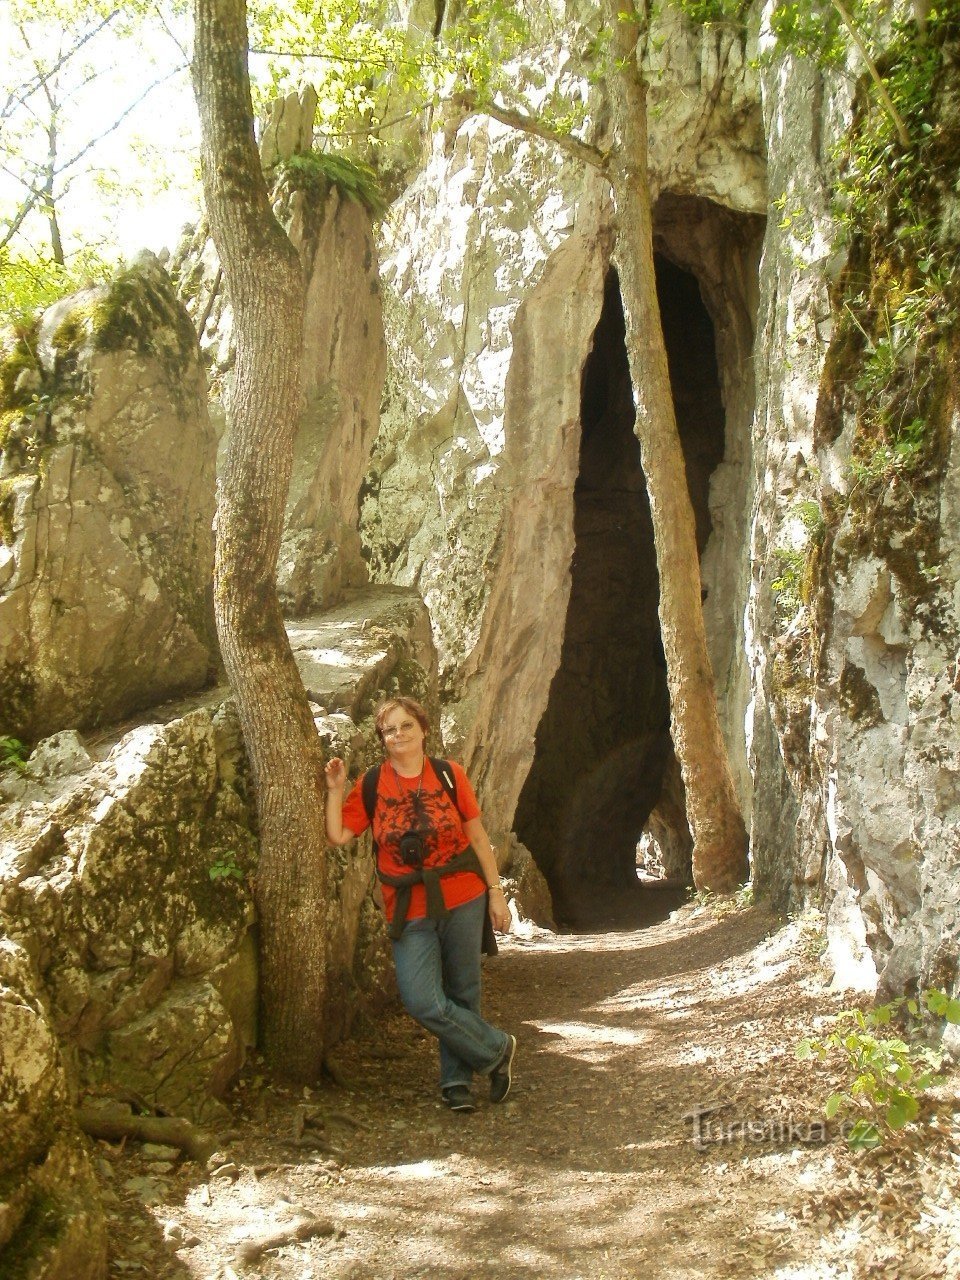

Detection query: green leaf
(847, 1120), (882, 1151)
(886, 1095), (919, 1129)
(825, 1092), (845, 1119)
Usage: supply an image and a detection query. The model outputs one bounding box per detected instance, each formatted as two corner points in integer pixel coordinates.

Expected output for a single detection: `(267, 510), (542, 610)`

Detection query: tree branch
(315, 105), (424, 140)
(0, 9), (119, 125)
(0, 185), (44, 251)
(829, 0), (911, 147)
(55, 65), (185, 178)
(248, 44), (446, 72)
(450, 90), (607, 172)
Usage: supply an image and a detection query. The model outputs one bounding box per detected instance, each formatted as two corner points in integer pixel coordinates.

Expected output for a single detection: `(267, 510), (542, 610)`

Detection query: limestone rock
(360, 5), (765, 884)
(259, 84), (318, 169)
(105, 979), (242, 1123)
(0, 586), (437, 1130)
(0, 938), (106, 1279)
(27, 731), (93, 781)
(747, 9), (960, 996)
(288, 584), (437, 719)
(0, 253), (216, 743)
(0, 703), (257, 1121)
(170, 104), (386, 616)
(645, 2), (765, 211)
(503, 838), (556, 932)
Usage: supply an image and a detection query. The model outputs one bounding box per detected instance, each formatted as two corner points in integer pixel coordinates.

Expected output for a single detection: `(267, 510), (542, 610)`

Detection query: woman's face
(380, 706), (426, 758)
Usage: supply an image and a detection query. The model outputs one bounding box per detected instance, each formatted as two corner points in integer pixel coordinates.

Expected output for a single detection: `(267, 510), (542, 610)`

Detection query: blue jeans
(391, 893), (508, 1093)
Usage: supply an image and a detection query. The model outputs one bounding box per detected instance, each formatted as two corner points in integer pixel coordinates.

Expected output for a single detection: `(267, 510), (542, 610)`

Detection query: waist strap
(377, 845), (498, 955)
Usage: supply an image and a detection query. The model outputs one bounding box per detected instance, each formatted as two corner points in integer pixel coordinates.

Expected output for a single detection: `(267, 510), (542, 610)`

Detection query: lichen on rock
(0, 253), (218, 744)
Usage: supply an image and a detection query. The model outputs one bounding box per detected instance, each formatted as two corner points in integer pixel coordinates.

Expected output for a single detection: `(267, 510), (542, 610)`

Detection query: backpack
(361, 757), (462, 853)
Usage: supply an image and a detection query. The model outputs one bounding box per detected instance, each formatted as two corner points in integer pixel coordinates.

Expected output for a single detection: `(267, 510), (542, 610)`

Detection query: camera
(397, 830), (426, 868)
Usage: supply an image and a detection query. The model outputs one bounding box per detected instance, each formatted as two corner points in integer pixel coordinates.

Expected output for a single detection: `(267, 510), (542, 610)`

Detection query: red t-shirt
(341, 758), (485, 924)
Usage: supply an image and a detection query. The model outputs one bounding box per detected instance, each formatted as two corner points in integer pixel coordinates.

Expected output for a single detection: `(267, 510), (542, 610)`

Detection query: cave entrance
(514, 257), (726, 929)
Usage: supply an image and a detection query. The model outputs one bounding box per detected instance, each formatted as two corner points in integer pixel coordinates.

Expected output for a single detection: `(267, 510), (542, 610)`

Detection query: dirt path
(100, 904), (960, 1279)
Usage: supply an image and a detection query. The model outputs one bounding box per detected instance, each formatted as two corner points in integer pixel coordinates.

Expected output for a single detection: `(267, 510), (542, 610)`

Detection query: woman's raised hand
(324, 757), (347, 791)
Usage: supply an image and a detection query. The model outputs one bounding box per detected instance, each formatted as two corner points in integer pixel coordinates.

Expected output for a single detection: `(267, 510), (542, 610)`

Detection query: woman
(324, 696), (516, 1113)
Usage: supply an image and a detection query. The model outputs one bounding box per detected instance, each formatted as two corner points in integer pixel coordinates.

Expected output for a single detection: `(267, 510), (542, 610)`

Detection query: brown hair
(374, 696), (430, 743)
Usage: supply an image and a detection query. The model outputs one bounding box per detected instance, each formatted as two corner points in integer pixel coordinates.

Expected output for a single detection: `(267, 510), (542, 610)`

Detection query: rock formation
(362, 6), (765, 922)
(0, 584), (452, 1270)
(357, 0), (960, 986)
(0, 938), (106, 1279)
(748, 6), (960, 994)
(2, 7), (960, 1273)
(170, 89), (387, 616)
(0, 253), (217, 743)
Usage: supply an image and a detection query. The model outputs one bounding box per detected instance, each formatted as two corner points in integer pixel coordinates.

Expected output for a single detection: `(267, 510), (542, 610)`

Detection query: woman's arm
(463, 816), (511, 933)
(324, 757), (356, 846)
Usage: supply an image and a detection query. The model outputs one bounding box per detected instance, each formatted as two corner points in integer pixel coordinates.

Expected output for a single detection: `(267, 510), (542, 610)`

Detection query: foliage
(0, 734), (29, 772)
(276, 150), (387, 217)
(249, 0), (528, 149)
(768, 0), (851, 66)
(0, 1), (193, 264)
(208, 852), (245, 883)
(690, 883), (755, 915)
(771, 547), (806, 614)
(771, 500), (825, 620)
(670, 0), (751, 28)
(0, 246), (113, 329)
(773, 3), (959, 513)
(797, 990), (960, 1150)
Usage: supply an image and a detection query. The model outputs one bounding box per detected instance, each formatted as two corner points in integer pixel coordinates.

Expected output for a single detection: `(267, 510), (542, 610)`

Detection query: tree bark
(604, 0), (748, 892)
(192, 0), (329, 1079)
(43, 109), (64, 265)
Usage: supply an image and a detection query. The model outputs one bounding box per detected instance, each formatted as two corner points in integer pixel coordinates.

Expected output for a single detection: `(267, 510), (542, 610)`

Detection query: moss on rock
(0, 324), (42, 412)
(838, 661), (883, 726)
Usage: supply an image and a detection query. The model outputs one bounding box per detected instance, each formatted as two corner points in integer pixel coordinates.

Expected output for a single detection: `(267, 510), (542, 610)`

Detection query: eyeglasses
(381, 719), (419, 738)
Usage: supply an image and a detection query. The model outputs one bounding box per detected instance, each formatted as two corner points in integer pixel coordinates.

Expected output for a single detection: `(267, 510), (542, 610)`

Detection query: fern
(276, 151), (388, 219)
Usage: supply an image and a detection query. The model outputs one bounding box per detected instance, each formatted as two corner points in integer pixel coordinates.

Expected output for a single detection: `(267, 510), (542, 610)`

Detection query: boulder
(503, 837), (556, 932)
(0, 938), (106, 1280)
(0, 253), (217, 743)
(0, 701), (257, 1124)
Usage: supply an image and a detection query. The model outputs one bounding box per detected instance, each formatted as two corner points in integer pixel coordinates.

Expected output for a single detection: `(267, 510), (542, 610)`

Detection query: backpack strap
(429, 757), (461, 816)
(361, 764), (382, 852)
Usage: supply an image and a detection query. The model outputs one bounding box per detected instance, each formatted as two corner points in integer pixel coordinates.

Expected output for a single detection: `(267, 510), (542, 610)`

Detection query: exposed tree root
(76, 1105), (218, 1164)
(232, 1213), (337, 1267)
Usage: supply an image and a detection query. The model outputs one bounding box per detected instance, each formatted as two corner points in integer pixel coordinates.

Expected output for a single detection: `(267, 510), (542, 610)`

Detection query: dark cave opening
(514, 257), (726, 929)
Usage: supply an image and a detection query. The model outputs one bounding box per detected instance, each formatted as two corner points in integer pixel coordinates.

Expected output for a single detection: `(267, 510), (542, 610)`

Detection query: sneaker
(489, 1034), (516, 1104)
(441, 1085), (476, 1112)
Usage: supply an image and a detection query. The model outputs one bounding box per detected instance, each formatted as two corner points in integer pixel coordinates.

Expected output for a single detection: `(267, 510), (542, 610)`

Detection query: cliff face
(359, 1), (960, 987)
(363, 5), (765, 858)
(749, 5), (960, 996)
(170, 89), (387, 619)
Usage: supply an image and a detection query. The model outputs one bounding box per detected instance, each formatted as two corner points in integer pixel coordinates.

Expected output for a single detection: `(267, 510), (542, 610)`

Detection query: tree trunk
(192, 0), (329, 1079)
(604, 0), (748, 892)
(40, 80), (64, 264)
